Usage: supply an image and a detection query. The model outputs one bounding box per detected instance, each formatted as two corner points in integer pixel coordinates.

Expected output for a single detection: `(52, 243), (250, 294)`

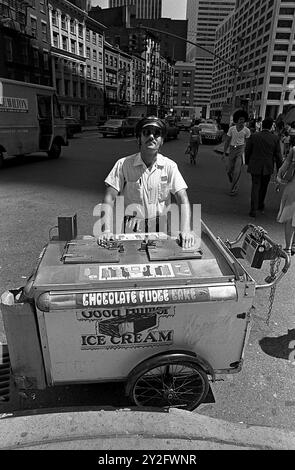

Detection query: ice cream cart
(0, 219), (290, 411)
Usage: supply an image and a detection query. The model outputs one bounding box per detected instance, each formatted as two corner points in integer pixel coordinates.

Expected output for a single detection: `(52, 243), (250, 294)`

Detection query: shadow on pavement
(259, 328), (295, 360)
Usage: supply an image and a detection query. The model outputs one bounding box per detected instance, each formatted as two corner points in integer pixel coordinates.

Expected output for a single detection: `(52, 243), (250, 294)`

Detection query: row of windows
(51, 11), (103, 47)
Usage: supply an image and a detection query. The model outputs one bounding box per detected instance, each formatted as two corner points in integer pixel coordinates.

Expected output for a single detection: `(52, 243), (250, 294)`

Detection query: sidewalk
(0, 407), (294, 450)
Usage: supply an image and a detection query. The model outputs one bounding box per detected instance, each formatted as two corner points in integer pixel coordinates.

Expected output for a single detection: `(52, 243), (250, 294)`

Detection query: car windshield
(105, 120), (123, 125)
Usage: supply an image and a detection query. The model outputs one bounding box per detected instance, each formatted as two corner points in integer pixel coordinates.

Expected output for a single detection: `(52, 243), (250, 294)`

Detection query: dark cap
(135, 116), (167, 138)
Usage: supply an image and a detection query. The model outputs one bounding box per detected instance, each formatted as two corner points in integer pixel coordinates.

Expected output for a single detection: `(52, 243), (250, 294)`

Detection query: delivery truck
(0, 78), (68, 168)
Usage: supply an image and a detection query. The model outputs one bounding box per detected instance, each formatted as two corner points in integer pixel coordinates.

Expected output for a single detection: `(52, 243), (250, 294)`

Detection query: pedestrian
(276, 143), (295, 255)
(223, 109), (251, 196)
(255, 117), (263, 133)
(245, 117), (283, 218)
(188, 120), (202, 165)
(98, 116), (196, 249)
(281, 129), (290, 160)
(288, 121), (295, 147)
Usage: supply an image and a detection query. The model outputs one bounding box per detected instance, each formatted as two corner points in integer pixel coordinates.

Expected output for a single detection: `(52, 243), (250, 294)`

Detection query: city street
(0, 130), (294, 430)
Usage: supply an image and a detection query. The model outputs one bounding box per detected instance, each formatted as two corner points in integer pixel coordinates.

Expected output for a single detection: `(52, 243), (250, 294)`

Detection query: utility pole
(230, 37), (243, 120)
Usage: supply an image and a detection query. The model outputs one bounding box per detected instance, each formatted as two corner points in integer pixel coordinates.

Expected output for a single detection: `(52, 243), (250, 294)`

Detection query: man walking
(245, 117), (283, 218)
(223, 110), (251, 196)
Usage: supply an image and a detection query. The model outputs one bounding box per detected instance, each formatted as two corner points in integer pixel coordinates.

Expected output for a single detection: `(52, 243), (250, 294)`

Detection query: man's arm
(223, 135), (231, 155)
(174, 189), (195, 249)
(99, 186), (119, 240)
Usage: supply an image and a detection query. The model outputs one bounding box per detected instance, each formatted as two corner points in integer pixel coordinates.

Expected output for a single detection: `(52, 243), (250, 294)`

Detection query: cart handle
(225, 224), (291, 291)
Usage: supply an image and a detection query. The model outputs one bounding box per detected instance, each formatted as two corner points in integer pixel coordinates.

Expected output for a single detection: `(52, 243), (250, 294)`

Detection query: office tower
(211, 0), (295, 120)
(109, 0), (162, 19)
(186, 0), (236, 117)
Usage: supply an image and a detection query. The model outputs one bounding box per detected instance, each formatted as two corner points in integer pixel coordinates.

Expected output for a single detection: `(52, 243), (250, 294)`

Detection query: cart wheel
(0, 344), (11, 402)
(127, 356), (209, 411)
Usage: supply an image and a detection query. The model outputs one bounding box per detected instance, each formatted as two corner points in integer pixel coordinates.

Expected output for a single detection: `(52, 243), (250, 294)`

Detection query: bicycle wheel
(127, 356), (209, 411)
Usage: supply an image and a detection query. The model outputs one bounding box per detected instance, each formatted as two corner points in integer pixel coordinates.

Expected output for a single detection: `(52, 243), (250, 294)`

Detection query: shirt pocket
(158, 181), (170, 202)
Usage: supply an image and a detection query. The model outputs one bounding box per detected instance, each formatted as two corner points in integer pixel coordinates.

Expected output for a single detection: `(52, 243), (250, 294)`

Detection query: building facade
(48, 0), (106, 123)
(211, 0), (295, 120)
(210, 12), (235, 119)
(108, 0), (162, 19)
(172, 62), (196, 119)
(186, 0), (236, 117)
(0, 0), (52, 86)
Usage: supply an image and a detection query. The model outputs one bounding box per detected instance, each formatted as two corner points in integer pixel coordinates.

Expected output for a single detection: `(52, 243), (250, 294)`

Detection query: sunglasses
(141, 126), (163, 138)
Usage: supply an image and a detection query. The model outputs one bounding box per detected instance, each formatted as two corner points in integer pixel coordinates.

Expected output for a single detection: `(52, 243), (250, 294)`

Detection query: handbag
(282, 148), (295, 182)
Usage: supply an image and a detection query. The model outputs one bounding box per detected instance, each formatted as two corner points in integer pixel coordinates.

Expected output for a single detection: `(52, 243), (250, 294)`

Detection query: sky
(90, 0), (187, 20)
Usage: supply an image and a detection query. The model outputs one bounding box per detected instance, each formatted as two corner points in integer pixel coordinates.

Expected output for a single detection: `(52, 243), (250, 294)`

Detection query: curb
(0, 408), (294, 450)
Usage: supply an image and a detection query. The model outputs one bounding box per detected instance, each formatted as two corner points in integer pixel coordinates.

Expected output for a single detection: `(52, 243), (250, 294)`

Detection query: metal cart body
(1, 221), (289, 410)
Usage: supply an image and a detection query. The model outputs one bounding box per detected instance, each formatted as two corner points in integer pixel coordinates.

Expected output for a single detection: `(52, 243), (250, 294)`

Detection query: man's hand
(179, 231), (196, 249)
(276, 174), (284, 185)
(97, 231), (114, 245)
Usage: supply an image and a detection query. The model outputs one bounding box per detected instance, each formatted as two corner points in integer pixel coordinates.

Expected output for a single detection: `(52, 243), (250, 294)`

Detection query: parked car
(98, 119), (135, 137)
(164, 118), (180, 141)
(64, 117), (82, 138)
(198, 123), (224, 144)
(125, 116), (142, 136)
(176, 118), (193, 131)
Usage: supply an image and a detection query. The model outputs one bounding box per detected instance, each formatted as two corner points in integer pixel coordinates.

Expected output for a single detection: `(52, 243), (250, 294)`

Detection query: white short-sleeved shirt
(227, 125), (251, 146)
(104, 153), (188, 219)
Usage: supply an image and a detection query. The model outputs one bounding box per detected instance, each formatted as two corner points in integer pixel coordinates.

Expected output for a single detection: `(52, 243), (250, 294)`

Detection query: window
(87, 65), (91, 78)
(61, 15), (67, 30)
(71, 40), (76, 54)
(43, 50), (49, 70)
(268, 91), (282, 100)
(269, 76), (284, 84)
(41, 22), (47, 42)
(33, 48), (39, 67)
(277, 19), (293, 28)
(79, 43), (83, 56)
(4, 37), (13, 62)
(30, 16), (37, 38)
(52, 10), (57, 26)
(93, 50), (97, 61)
(86, 47), (90, 59)
(40, 0), (45, 13)
(274, 44), (289, 51)
(86, 29), (90, 42)
(92, 32), (96, 45)
(93, 66), (97, 80)
(70, 20), (75, 34)
(53, 32), (59, 48)
(62, 36), (68, 51)
(78, 23), (83, 38)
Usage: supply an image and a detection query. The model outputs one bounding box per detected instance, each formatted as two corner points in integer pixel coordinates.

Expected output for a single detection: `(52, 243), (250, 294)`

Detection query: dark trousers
(250, 173), (271, 212)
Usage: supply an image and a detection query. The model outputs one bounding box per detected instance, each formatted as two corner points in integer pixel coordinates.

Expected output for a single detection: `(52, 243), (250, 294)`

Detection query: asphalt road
(0, 131), (294, 430)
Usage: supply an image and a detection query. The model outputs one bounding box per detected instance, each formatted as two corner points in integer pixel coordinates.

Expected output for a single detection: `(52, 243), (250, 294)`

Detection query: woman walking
(189, 121), (202, 165)
(276, 144), (295, 255)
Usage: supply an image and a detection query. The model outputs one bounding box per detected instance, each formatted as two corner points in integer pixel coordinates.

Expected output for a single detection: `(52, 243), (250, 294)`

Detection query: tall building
(211, 0), (295, 120)
(186, 0), (236, 117)
(0, 0), (52, 85)
(108, 0), (162, 19)
(49, 0), (106, 123)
